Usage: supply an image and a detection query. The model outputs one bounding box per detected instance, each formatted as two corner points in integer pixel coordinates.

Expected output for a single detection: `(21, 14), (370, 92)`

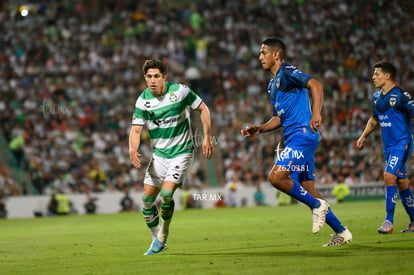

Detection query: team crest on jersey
(389, 96), (397, 106)
(276, 78), (281, 89)
(169, 93), (177, 103)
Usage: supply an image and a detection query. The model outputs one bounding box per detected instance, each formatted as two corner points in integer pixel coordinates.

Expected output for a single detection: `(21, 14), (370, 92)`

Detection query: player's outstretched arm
(241, 116), (281, 137)
(197, 102), (214, 159)
(129, 125), (143, 168)
(356, 116), (378, 149)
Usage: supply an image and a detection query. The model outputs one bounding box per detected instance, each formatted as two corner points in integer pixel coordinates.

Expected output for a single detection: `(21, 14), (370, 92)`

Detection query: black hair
(142, 59), (167, 75)
(262, 37), (286, 59)
(374, 61), (396, 79)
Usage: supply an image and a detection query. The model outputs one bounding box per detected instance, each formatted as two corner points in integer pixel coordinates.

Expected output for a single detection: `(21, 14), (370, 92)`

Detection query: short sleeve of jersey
(399, 89), (414, 118)
(131, 98), (146, 125)
(185, 88), (203, 109)
(371, 91), (380, 120)
(286, 67), (312, 89)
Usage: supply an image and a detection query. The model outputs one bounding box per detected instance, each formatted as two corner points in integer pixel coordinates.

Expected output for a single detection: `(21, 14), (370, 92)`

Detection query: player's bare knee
(268, 170), (289, 188)
(396, 178), (409, 191)
(384, 173), (397, 186)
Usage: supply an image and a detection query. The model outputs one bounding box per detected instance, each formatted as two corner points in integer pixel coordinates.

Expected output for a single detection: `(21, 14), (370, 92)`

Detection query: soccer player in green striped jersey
(129, 59), (214, 255)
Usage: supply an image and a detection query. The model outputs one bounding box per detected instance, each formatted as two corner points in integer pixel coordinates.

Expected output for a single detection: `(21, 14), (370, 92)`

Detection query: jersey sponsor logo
(276, 108), (285, 116)
(153, 116), (180, 126)
(144, 101), (151, 108)
(389, 96), (397, 106)
(380, 122), (392, 127)
(378, 115), (389, 120)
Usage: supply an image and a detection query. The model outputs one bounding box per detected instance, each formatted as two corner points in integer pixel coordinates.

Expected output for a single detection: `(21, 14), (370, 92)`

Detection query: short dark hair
(142, 59), (167, 75)
(374, 61), (396, 79)
(262, 37), (286, 59)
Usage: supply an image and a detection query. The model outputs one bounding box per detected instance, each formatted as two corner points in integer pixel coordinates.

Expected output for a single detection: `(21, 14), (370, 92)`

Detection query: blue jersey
(267, 62), (318, 142)
(372, 86), (414, 152)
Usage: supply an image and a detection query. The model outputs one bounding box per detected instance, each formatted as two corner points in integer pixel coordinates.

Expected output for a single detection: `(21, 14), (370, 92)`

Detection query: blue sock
(385, 185), (398, 223)
(287, 180), (320, 209)
(399, 188), (414, 222)
(325, 206), (346, 233)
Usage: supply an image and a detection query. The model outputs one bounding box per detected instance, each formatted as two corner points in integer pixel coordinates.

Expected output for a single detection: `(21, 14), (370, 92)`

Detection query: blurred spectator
(120, 189), (134, 212)
(224, 172), (243, 207)
(332, 177), (351, 203)
(253, 184), (266, 206)
(8, 131), (28, 168)
(47, 194), (58, 216)
(84, 192), (98, 214)
(0, 165), (19, 196)
(1, 1), (414, 197)
(47, 190), (71, 216)
(0, 189), (7, 218)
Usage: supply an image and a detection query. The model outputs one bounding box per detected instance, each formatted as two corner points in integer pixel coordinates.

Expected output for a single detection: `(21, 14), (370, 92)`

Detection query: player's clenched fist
(241, 126), (261, 137)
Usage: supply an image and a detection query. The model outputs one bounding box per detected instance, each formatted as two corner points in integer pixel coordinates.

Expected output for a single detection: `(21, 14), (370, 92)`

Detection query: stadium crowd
(1, 0), (414, 197)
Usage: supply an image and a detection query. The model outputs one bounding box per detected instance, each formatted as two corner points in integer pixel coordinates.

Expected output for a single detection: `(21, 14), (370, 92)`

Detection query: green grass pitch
(1, 200), (413, 275)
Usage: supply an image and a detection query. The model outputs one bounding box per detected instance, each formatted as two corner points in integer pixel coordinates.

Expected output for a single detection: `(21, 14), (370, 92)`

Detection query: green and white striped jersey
(132, 82), (202, 159)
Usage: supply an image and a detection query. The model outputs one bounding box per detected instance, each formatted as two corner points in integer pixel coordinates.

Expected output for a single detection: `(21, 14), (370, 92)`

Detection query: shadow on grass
(169, 239), (414, 257)
(169, 244), (350, 257)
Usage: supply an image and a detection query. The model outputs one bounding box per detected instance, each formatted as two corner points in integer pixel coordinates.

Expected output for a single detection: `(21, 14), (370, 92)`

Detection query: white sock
(157, 218), (171, 242)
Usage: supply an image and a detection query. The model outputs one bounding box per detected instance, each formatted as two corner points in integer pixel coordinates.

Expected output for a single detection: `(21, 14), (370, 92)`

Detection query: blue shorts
(274, 134), (318, 182)
(384, 147), (412, 179)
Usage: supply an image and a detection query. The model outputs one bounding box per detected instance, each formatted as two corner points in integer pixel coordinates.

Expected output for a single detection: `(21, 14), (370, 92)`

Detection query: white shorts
(144, 153), (194, 188)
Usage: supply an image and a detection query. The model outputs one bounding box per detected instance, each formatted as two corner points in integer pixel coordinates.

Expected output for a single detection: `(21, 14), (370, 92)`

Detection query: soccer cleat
(377, 220), (394, 234)
(312, 199), (328, 233)
(143, 237), (167, 255)
(323, 227), (352, 247)
(401, 222), (414, 233)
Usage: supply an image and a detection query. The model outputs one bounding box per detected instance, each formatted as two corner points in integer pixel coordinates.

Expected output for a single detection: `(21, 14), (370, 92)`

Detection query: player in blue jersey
(357, 61), (414, 233)
(241, 37), (352, 246)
